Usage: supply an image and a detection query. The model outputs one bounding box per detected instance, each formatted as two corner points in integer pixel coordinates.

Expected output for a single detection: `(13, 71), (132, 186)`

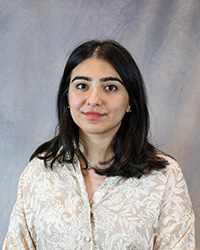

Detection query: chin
(82, 129), (107, 135)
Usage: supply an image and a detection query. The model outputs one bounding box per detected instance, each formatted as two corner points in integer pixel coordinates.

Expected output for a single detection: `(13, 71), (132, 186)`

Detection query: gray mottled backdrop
(0, 0), (200, 248)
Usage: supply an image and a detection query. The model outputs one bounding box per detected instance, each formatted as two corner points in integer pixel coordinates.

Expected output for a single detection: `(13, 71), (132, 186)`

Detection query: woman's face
(68, 57), (131, 138)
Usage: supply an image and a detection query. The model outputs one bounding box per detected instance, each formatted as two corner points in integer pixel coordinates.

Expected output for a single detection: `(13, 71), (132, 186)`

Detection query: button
(85, 236), (91, 242)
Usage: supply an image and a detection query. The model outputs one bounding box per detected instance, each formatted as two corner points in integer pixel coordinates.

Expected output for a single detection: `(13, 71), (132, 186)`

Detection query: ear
(126, 105), (132, 113)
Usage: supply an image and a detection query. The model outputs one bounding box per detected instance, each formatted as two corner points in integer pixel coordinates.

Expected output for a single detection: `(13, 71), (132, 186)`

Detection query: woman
(3, 40), (195, 249)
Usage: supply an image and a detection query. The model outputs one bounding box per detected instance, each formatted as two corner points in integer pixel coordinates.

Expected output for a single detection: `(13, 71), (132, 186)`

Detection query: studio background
(0, 0), (199, 248)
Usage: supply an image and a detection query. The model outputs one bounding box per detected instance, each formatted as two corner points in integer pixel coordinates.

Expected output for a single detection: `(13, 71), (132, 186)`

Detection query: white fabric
(3, 155), (195, 250)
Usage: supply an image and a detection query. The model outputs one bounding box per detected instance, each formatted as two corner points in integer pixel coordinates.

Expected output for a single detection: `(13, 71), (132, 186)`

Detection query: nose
(86, 87), (102, 106)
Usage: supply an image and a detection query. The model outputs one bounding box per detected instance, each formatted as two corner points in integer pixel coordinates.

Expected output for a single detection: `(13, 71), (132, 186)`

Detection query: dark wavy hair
(30, 39), (168, 178)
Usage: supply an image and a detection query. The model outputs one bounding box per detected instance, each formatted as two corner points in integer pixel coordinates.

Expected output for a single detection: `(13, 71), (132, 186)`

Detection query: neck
(79, 131), (114, 168)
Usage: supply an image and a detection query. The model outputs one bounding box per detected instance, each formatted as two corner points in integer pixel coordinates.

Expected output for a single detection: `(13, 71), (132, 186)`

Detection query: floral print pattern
(3, 155), (195, 249)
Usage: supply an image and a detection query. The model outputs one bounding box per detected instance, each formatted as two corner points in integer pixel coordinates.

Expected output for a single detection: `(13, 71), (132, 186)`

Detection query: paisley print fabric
(3, 155), (195, 249)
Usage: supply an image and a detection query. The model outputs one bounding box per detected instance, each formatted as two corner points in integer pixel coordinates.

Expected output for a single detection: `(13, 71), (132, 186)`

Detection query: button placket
(85, 236), (91, 242)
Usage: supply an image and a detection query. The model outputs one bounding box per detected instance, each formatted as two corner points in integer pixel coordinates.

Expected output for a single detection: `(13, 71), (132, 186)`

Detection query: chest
(82, 169), (106, 202)
(25, 172), (165, 249)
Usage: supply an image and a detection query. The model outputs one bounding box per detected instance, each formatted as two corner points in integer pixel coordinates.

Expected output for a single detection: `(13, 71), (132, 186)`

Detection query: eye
(76, 83), (88, 90)
(105, 85), (118, 91)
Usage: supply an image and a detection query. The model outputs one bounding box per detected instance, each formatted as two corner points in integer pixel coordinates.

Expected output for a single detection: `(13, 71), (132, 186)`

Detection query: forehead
(71, 57), (121, 79)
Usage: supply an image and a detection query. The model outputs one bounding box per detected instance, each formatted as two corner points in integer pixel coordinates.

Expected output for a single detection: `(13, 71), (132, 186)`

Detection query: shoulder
(23, 157), (47, 176)
(156, 154), (192, 202)
(151, 153), (188, 191)
(19, 157), (75, 190)
(123, 154), (182, 193)
(157, 153), (182, 177)
(18, 157), (50, 189)
(138, 154), (186, 194)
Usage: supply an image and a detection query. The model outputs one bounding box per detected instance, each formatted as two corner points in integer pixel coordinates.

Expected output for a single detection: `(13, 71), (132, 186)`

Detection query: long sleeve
(154, 160), (195, 250)
(3, 157), (195, 249)
(3, 170), (36, 250)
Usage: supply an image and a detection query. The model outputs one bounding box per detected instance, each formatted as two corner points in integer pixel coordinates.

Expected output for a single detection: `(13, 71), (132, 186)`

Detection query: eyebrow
(71, 76), (123, 84)
(100, 77), (123, 84)
(71, 76), (92, 82)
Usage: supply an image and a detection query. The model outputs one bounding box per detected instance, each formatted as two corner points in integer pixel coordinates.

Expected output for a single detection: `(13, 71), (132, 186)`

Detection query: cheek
(111, 98), (129, 112)
(68, 93), (81, 108)
(112, 104), (121, 111)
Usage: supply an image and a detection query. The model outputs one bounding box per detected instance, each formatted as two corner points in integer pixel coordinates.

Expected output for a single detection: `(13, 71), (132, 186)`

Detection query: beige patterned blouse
(3, 155), (195, 250)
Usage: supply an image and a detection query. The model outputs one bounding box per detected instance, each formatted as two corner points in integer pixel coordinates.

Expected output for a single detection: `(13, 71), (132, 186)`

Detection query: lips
(84, 111), (104, 120)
